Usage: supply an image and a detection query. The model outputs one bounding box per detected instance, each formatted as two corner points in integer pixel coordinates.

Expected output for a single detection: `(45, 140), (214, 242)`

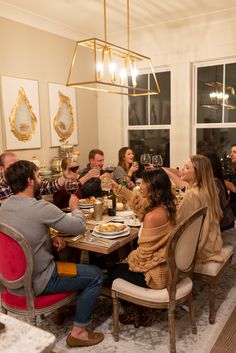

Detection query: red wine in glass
(105, 164), (115, 173)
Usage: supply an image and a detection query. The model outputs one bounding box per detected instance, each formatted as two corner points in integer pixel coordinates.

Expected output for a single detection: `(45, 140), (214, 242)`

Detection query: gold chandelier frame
(66, 0), (160, 96)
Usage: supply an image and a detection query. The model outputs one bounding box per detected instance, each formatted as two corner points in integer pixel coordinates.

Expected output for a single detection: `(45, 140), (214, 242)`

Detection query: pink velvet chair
(0, 222), (76, 326)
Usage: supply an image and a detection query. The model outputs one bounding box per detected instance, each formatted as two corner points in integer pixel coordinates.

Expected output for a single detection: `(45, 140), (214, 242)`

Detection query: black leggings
(108, 263), (148, 288)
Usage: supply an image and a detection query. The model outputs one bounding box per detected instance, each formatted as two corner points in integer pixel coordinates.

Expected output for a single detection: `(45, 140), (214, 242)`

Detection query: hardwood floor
(210, 305), (236, 353)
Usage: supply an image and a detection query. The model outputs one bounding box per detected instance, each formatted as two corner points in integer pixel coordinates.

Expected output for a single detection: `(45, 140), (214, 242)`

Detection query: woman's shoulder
(144, 206), (169, 228)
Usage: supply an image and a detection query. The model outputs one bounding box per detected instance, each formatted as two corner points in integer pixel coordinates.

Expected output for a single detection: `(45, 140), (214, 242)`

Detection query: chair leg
(168, 307), (176, 353)
(188, 294), (197, 334)
(208, 282), (216, 324)
(1, 306), (7, 315)
(112, 295), (120, 342)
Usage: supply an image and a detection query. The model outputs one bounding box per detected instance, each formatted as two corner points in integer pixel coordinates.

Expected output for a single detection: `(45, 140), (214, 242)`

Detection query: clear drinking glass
(152, 154), (163, 167)
(140, 153), (151, 167)
(101, 177), (112, 191)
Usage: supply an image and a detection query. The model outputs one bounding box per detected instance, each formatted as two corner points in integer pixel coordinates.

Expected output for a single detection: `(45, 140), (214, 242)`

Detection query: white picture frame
(1, 76), (41, 150)
(48, 82), (78, 147)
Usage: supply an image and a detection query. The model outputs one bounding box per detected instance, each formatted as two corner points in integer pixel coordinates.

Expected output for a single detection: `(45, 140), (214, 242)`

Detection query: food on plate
(79, 196), (96, 204)
(97, 223), (126, 233)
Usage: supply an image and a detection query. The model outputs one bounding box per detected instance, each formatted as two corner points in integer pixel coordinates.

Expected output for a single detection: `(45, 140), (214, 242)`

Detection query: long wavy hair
(118, 147), (134, 172)
(190, 154), (222, 223)
(141, 168), (176, 224)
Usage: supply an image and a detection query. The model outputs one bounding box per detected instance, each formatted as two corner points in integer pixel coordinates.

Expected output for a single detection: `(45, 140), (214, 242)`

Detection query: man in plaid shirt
(0, 152), (70, 202)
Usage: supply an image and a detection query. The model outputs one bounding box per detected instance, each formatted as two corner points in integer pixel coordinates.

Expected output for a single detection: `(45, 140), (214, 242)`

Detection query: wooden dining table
(65, 226), (139, 255)
(54, 211), (139, 257)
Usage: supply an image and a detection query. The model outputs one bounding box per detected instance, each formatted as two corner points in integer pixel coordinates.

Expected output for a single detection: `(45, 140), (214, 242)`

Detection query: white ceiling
(1, 0), (236, 40)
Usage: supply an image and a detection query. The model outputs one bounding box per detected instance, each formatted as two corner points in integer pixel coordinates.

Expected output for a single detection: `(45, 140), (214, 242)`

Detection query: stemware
(105, 164), (115, 173)
(140, 153), (151, 167)
(152, 154), (163, 167)
(65, 178), (78, 194)
(101, 177), (112, 191)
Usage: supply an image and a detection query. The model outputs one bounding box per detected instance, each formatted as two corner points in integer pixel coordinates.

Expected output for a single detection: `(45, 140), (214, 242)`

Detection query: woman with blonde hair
(171, 154), (224, 264)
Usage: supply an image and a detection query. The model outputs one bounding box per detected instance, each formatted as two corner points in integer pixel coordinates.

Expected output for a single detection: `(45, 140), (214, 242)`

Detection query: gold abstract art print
(48, 83), (78, 147)
(1, 76), (41, 150)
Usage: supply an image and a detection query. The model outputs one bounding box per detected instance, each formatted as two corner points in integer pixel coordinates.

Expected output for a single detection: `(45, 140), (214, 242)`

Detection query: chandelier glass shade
(66, 1), (160, 96)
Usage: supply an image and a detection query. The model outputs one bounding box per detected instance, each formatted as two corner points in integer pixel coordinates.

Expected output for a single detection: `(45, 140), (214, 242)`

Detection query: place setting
(92, 222), (130, 239)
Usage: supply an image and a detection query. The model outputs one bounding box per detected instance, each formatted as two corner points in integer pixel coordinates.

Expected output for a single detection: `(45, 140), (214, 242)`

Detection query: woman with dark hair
(113, 147), (139, 188)
(205, 153), (234, 231)
(109, 168), (176, 326)
(110, 168), (176, 288)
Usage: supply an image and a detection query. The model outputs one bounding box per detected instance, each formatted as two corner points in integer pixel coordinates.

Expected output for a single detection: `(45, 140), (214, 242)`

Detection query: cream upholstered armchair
(111, 207), (207, 353)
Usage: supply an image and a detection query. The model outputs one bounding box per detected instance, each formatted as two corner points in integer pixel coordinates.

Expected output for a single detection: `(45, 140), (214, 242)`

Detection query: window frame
(123, 66), (172, 145)
(192, 58), (236, 154)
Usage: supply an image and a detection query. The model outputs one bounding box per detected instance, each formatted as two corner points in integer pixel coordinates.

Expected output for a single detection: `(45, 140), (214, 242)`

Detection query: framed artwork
(48, 82), (78, 147)
(1, 76), (41, 150)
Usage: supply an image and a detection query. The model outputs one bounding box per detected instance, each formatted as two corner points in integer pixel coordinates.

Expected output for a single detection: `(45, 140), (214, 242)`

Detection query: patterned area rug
(5, 228), (236, 353)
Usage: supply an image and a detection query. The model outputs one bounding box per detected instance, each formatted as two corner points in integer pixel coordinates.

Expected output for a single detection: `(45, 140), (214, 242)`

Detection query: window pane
(128, 74), (148, 125)
(196, 127), (236, 158)
(224, 63), (236, 122)
(197, 65), (223, 123)
(150, 71), (171, 125)
(128, 129), (170, 175)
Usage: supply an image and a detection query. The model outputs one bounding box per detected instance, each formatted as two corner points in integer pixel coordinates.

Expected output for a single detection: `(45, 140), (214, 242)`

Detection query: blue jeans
(42, 264), (103, 327)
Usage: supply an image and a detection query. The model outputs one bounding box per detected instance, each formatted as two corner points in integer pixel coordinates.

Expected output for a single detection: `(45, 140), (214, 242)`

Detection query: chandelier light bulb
(109, 62), (116, 83)
(96, 62), (104, 81)
(119, 68), (127, 85)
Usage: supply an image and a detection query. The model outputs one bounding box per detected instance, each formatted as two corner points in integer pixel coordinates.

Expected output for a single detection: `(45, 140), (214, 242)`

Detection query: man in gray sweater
(0, 160), (104, 347)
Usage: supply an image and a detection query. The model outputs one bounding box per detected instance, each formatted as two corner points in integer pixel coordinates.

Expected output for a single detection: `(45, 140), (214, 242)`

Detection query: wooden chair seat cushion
(194, 245), (234, 276)
(1, 289), (75, 310)
(112, 277), (193, 303)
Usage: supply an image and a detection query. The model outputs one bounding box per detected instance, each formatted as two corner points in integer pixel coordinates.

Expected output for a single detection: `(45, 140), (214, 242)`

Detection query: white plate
(92, 228), (130, 239)
(79, 203), (94, 208)
(94, 223), (128, 235)
(125, 220), (141, 227)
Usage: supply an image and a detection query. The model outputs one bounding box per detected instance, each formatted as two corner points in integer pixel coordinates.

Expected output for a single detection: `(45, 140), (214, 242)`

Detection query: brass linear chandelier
(66, 0), (160, 96)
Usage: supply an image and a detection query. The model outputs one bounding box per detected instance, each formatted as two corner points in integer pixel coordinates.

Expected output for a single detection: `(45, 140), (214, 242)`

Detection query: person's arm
(225, 180), (236, 193)
(39, 199), (86, 235)
(162, 167), (188, 189)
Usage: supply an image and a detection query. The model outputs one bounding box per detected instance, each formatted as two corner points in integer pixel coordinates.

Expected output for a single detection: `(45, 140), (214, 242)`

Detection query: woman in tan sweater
(165, 154), (224, 264)
(109, 167), (177, 290)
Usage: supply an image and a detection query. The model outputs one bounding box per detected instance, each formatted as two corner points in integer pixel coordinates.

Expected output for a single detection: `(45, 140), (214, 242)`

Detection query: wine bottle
(107, 190), (116, 216)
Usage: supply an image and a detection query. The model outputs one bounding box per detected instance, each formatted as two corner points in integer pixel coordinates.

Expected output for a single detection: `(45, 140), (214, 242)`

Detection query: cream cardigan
(177, 186), (224, 264)
(118, 186), (174, 289)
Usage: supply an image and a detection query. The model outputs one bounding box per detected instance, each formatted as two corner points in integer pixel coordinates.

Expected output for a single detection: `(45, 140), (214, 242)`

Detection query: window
(127, 70), (171, 171)
(193, 60), (236, 159)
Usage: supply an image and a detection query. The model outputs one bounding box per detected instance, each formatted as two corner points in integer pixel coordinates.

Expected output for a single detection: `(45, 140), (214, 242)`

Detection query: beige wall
(1, 9), (236, 170)
(100, 8), (236, 168)
(0, 17), (98, 169)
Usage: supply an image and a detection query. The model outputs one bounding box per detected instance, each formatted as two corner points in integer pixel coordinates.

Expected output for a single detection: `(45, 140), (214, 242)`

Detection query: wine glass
(101, 177), (112, 192)
(105, 164), (115, 173)
(65, 178), (78, 194)
(152, 155), (163, 167)
(140, 153), (151, 167)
